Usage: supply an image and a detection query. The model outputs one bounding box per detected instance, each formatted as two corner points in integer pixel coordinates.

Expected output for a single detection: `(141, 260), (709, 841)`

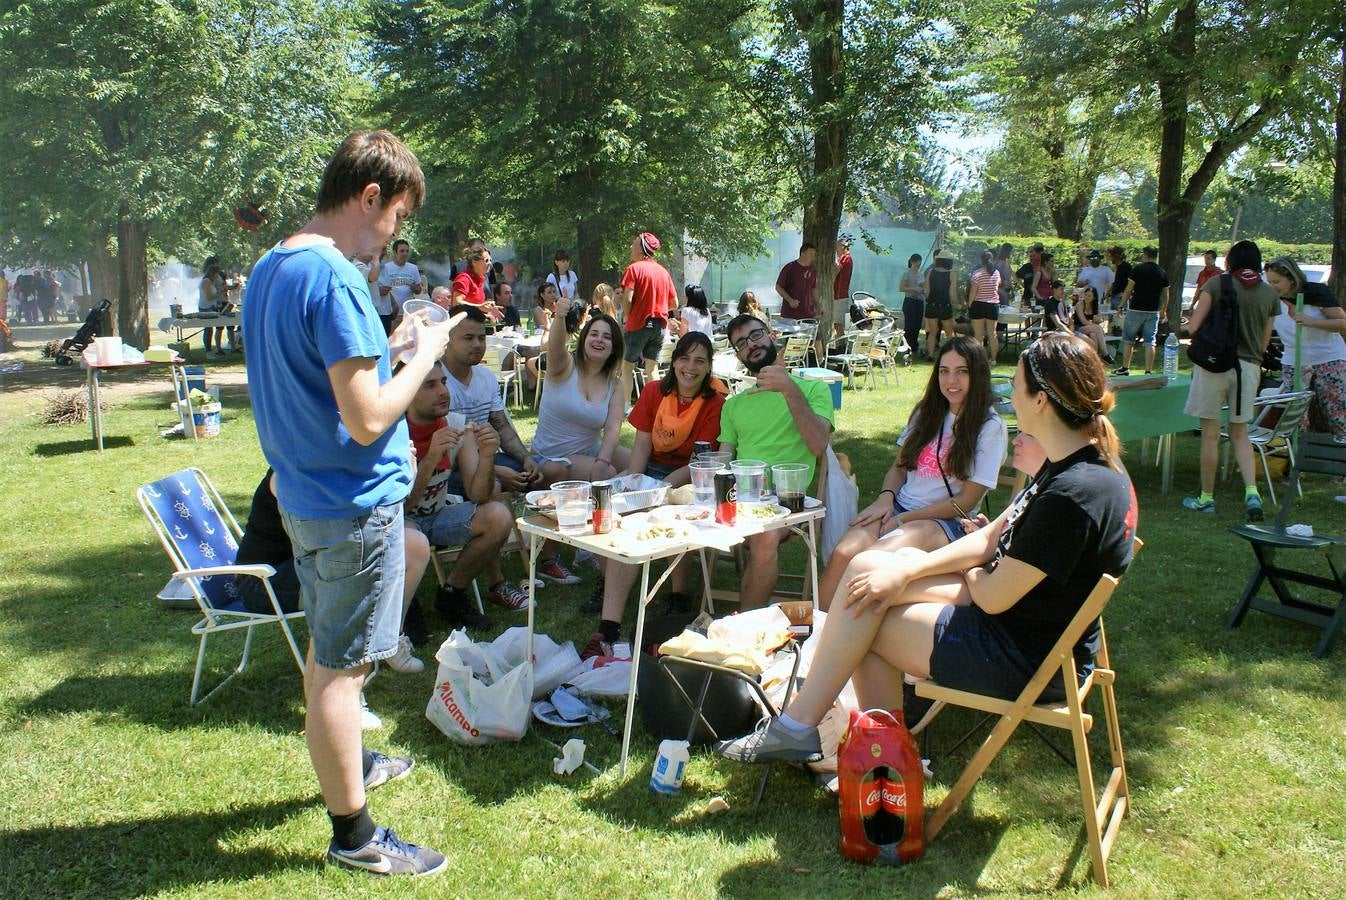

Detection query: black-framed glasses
(732, 327), (767, 352)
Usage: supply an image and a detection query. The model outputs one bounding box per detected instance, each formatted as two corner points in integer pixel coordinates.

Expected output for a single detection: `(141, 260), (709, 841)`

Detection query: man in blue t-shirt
(244, 130), (459, 878)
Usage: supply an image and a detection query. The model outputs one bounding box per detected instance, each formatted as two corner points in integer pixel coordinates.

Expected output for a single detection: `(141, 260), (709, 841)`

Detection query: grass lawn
(1, 330), (1344, 897)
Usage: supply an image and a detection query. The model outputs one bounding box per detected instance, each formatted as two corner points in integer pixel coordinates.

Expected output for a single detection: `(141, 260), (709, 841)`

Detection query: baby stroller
(54, 299), (112, 365)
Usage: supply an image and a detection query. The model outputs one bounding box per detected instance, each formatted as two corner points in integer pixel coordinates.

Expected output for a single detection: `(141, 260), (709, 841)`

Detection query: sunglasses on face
(732, 327), (767, 352)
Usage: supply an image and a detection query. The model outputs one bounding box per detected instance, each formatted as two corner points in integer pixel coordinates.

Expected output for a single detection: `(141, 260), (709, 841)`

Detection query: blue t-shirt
(243, 242), (412, 518)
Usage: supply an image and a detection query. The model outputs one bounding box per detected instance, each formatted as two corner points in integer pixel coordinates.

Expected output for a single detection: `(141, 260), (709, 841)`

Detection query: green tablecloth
(994, 375), (1197, 443)
(1106, 375), (1198, 443)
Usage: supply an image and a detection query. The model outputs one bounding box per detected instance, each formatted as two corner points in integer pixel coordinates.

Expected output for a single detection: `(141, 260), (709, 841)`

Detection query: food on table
(668, 484), (696, 505)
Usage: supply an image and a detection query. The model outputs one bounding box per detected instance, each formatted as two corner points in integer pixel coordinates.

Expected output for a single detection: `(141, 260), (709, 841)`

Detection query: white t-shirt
(546, 270), (579, 299)
(446, 363), (506, 426)
(377, 261), (421, 315)
(682, 307), (713, 336)
(894, 408), (1006, 511)
(1274, 304), (1346, 368)
(1076, 265), (1114, 304)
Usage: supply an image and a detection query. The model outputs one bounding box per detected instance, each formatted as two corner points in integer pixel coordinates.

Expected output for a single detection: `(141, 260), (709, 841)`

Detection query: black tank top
(928, 270), (952, 305)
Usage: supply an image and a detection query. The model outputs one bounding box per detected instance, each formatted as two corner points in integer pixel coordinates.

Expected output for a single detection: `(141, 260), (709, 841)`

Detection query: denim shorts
(408, 501), (477, 548)
(1122, 310), (1159, 346)
(968, 301), (1000, 321)
(279, 504), (404, 670)
(929, 604), (1087, 703)
(893, 498), (963, 544)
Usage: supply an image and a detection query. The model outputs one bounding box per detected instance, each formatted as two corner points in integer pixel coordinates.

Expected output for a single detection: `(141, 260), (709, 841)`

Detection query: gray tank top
(531, 366), (615, 460)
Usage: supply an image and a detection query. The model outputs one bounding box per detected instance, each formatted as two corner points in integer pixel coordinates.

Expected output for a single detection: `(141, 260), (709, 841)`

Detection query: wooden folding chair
(914, 538), (1142, 887)
(1226, 431), (1346, 657)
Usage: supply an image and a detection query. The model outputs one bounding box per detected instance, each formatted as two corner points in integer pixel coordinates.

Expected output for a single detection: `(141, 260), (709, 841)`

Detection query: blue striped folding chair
(136, 467), (306, 704)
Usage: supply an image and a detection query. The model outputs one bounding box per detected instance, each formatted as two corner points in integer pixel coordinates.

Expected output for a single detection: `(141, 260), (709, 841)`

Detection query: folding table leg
(619, 562), (653, 776)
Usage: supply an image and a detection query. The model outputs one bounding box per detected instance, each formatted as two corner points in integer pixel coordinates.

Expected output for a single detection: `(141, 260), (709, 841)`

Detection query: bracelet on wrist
(878, 488), (896, 500)
(595, 457), (611, 466)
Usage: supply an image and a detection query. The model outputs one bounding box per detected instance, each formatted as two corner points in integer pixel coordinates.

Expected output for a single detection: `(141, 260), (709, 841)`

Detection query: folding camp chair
(913, 538), (1142, 887)
(136, 467), (306, 705)
(657, 638), (804, 805)
(1219, 390), (1314, 506)
(1226, 432), (1346, 657)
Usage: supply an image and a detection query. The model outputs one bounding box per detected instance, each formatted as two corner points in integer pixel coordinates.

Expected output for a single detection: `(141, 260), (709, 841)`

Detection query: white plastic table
(517, 501), (826, 774)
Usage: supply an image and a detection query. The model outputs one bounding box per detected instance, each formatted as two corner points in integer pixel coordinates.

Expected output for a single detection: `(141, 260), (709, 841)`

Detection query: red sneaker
(537, 556), (581, 585)
(580, 632), (614, 661)
(487, 581), (529, 611)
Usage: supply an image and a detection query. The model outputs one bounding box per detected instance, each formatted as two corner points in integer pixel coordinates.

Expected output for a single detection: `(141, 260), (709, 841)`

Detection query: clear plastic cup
(402, 298), (449, 323)
(689, 461), (721, 508)
(730, 459), (768, 503)
(695, 450), (733, 467)
(772, 463), (809, 513)
(551, 481), (593, 535)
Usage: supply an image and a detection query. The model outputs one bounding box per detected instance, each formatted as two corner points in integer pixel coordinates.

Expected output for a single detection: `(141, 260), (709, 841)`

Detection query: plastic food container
(612, 473), (670, 515)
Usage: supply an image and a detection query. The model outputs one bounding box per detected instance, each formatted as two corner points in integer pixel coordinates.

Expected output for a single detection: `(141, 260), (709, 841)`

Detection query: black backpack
(1187, 274), (1239, 373)
(1187, 273), (1247, 416)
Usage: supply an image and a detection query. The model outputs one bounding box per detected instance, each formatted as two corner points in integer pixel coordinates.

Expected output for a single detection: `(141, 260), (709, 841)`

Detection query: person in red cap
(618, 231), (677, 403)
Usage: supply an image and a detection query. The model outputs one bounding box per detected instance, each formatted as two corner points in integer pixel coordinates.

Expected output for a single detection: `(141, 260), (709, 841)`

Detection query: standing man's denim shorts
(1122, 310), (1159, 346)
(280, 503), (405, 670)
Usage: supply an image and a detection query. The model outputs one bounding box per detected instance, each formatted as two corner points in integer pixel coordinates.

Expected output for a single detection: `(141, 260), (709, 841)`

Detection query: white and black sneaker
(714, 715), (823, 764)
(327, 827), (447, 877)
(363, 750), (414, 791)
(385, 635), (425, 674)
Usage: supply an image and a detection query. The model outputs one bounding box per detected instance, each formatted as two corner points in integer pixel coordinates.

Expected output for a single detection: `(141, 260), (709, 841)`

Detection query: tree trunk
(1333, 37), (1346, 303)
(1048, 192), (1092, 242)
(1155, 0), (1198, 327)
(89, 229), (117, 306)
(797, 0), (848, 341)
(576, 215), (604, 308)
(116, 213), (150, 348)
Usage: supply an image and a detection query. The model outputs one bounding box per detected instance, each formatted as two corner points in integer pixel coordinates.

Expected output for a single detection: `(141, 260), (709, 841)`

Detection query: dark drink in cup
(714, 470), (737, 526)
(779, 491), (805, 514)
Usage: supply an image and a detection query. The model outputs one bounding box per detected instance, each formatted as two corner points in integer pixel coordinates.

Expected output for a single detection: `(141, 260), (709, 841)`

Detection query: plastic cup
(93, 336), (122, 366)
(402, 298), (449, 323)
(695, 450), (733, 467)
(551, 480), (593, 535)
(730, 459), (768, 503)
(689, 461), (720, 508)
(772, 463), (809, 513)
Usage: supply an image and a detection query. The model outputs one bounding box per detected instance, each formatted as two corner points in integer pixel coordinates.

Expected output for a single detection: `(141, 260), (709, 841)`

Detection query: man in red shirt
(776, 242), (818, 321)
(1194, 249), (1223, 296)
(833, 235), (853, 303)
(618, 231), (676, 403)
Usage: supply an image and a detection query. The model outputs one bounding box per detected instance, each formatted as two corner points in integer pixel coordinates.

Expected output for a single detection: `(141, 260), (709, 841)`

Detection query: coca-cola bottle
(837, 708), (925, 865)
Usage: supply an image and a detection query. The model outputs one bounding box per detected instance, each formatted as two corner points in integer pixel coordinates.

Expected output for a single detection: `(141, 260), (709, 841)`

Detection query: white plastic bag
(821, 445), (859, 559)
(489, 626), (583, 700)
(426, 629), (533, 745)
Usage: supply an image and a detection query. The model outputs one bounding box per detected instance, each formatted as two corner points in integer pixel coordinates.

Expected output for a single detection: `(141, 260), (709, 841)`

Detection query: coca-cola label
(880, 780), (907, 812)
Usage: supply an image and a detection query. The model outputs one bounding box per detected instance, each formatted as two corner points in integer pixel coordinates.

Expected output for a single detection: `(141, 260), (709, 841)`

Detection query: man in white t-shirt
(376, 238), (424, 335)
(1075, 250), (1114, 307)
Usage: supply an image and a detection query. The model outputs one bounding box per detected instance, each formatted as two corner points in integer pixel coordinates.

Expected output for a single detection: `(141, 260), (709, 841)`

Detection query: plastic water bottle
(649, 739), (689, 794)
(1163, 332), (1179, 382)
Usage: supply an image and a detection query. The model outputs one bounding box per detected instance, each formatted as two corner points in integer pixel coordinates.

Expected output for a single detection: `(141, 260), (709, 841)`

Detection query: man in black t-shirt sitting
(235, 469), (429, 672)
(1114, 246), (1168, 375)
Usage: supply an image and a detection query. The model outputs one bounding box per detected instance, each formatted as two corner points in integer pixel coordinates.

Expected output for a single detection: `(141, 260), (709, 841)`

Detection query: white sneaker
(361, 695), (383, 730)
(385, 635), (425, 674)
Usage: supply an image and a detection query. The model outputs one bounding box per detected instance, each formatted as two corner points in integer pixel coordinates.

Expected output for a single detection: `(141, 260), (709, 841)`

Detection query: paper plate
(647, 505), (715, 526)
(738, 502), (789, 523)
(616, 513), (697, 545)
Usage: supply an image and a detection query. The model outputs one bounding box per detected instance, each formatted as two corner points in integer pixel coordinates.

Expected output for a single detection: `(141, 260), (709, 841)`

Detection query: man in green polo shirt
(720, 314), (834, 609)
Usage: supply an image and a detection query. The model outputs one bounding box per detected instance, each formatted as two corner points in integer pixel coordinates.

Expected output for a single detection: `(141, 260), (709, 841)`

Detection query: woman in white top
(1263, 256), (1346, 437)
(681, 284), (714, 337)
(817, 335), (1006, 609)
(545, 249), (579, 300)
(532, 296), (632, 482)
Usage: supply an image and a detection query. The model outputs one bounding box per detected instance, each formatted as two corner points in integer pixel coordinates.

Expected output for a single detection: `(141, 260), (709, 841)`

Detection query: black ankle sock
(599, 619), (621, 643)
(361, 748), (373, 779)
(329, 804), (376, 851)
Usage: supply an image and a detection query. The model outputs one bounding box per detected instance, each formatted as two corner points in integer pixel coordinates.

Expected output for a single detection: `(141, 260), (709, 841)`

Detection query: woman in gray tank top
(532, 297), (631, 483)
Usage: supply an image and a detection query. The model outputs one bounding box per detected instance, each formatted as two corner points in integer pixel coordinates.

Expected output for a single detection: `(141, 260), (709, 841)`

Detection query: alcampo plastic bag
(426, 629), (534, 745)
(489, 627), (583, 700)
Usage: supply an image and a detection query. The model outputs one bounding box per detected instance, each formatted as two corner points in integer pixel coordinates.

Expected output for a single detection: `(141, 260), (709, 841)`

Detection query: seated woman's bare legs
(784, 547), (971, 726)
(819, 519), (951, 611)
(817, 520), (885, 611)
(565, 446), (632, 481)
